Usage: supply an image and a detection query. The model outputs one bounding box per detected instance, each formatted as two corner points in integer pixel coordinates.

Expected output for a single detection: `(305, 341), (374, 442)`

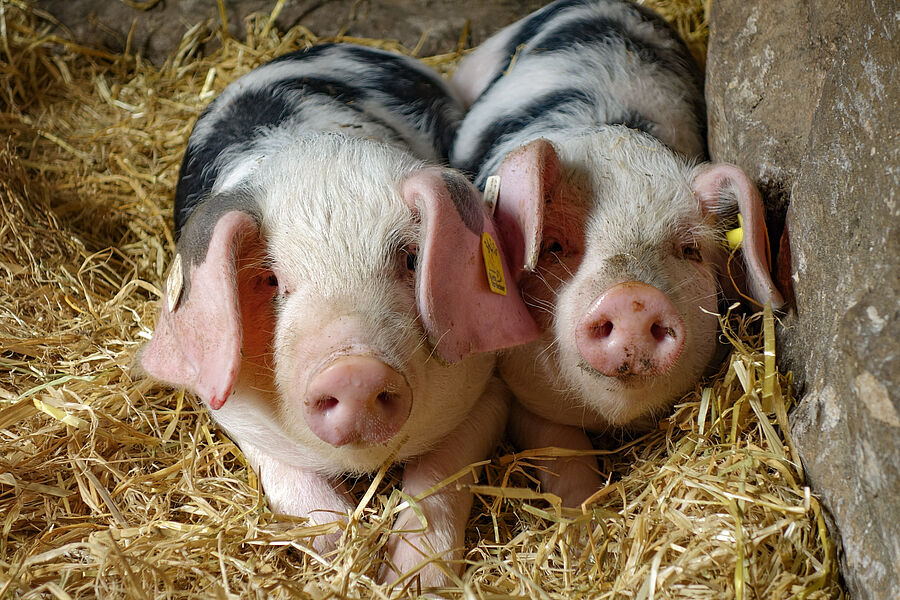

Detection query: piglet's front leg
(240, 441), (354, 553)
(382, 378), (510, 589)
(508, 404), (604, 508)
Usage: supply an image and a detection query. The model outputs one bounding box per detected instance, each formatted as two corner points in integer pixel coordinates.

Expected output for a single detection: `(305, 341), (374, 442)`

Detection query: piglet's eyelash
(401, 245), (419, 271)
(543, 240), (564, 254)
(681, 245), (703, 262)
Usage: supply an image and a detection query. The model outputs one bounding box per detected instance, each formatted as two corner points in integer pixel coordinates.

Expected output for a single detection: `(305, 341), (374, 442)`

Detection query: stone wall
(706, 2), (899, 599)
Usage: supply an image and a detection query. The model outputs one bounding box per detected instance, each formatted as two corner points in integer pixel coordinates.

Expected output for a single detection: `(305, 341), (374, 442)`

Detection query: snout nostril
(651, 322), (674, 342)
(590, 320), (614, 339)
(315, 396), (339, 412)
(304, 356), (412, 447)
(576, 282), (687, 378)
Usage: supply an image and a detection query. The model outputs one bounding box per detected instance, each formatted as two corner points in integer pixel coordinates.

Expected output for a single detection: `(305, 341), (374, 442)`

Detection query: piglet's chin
(562, 360), (694, 426)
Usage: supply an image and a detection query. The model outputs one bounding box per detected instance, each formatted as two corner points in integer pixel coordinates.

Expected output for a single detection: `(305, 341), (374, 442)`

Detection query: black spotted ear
(401, 168), (539, 363)
(692, 163), (785, 309)
(140, 201), (276, 409)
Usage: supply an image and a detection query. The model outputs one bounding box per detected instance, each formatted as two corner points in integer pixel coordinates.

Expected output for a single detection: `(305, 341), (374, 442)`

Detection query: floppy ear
(402, 169), (539, 363)
(493, 139), (558, 277)
(140, 207), (276, 409)
(692, 163), (785, 309)
(492, 139), (585, 279)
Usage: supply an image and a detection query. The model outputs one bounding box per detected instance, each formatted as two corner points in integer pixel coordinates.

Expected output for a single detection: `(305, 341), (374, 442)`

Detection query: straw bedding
(0, 1), (843, 598)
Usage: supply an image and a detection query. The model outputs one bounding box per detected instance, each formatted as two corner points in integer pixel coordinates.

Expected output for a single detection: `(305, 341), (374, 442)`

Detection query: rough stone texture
(35, 0), (546, 64)
(707, 2), (899, 599)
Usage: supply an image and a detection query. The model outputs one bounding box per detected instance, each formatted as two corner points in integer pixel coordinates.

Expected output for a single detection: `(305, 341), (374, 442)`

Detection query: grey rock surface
(707, 2), (899, 599)
(35, 0), (546, 64)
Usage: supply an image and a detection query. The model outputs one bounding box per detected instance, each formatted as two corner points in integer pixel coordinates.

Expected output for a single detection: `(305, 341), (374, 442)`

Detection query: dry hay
(0, 1), (843, 598)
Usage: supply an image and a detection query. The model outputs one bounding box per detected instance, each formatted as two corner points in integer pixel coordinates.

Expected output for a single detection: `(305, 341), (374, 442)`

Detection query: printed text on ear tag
(166, 253), (184, 311)
(484, 175), (501, 215)
(481, 232), (507, 296)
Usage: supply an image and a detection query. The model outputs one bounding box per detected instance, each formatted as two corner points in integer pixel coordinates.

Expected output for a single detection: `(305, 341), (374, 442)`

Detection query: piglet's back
(175, 43), (465, 233)
(451, 0), (705, 188)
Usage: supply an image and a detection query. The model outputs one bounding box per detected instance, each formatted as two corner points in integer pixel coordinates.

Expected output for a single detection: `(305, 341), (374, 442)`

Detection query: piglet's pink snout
(304, 356), (412, 447)
(575, 281), (686, 378)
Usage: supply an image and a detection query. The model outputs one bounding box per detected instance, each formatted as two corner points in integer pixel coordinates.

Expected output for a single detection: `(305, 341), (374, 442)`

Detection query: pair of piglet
(451, 0), (785, 506)
(140, 44), (538, 586)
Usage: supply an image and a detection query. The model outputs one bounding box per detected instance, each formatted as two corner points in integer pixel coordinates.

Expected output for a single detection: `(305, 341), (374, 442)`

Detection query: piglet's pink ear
(692, 164), (785, 309)
(493, 139), (561, 277)
(492, 139), (587, 282)
(403, 169), (539, 363)
(140, 210), (275, 409)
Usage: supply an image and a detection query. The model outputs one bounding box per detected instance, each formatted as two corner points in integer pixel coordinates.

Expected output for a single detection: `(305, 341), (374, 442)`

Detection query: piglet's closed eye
(402, 168), (539, 363)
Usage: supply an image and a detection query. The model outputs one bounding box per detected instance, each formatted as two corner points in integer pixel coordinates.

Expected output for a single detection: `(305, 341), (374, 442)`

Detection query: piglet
(451, 0), (784, 506)
(139, 44), (538, 586)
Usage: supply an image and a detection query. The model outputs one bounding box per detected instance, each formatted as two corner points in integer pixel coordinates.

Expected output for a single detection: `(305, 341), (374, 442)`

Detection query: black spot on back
(342, 46), (461, 158)
(458, 89), (593, 180)
(473, 0), (588, 101)
(472, 0), (704, 130)
(174, 89), (296, 234)
(175, 45), (463, 234)
(503, 0), (591, 59)
(531, 16), (696, 86)
(174, 76), (375, 235)
(610, 111), (655, 136)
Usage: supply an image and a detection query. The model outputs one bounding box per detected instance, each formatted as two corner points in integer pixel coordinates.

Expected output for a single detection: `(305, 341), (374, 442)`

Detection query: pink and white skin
(141, 135), (539, 586)
(450, 0), (785, 507)
(139, 47), (539, 586)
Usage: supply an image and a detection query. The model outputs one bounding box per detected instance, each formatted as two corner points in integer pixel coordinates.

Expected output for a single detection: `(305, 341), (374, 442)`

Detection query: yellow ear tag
(481, 232), (507, 296)
(725, 214), (744, 250)
(166, 253), (184, 311)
